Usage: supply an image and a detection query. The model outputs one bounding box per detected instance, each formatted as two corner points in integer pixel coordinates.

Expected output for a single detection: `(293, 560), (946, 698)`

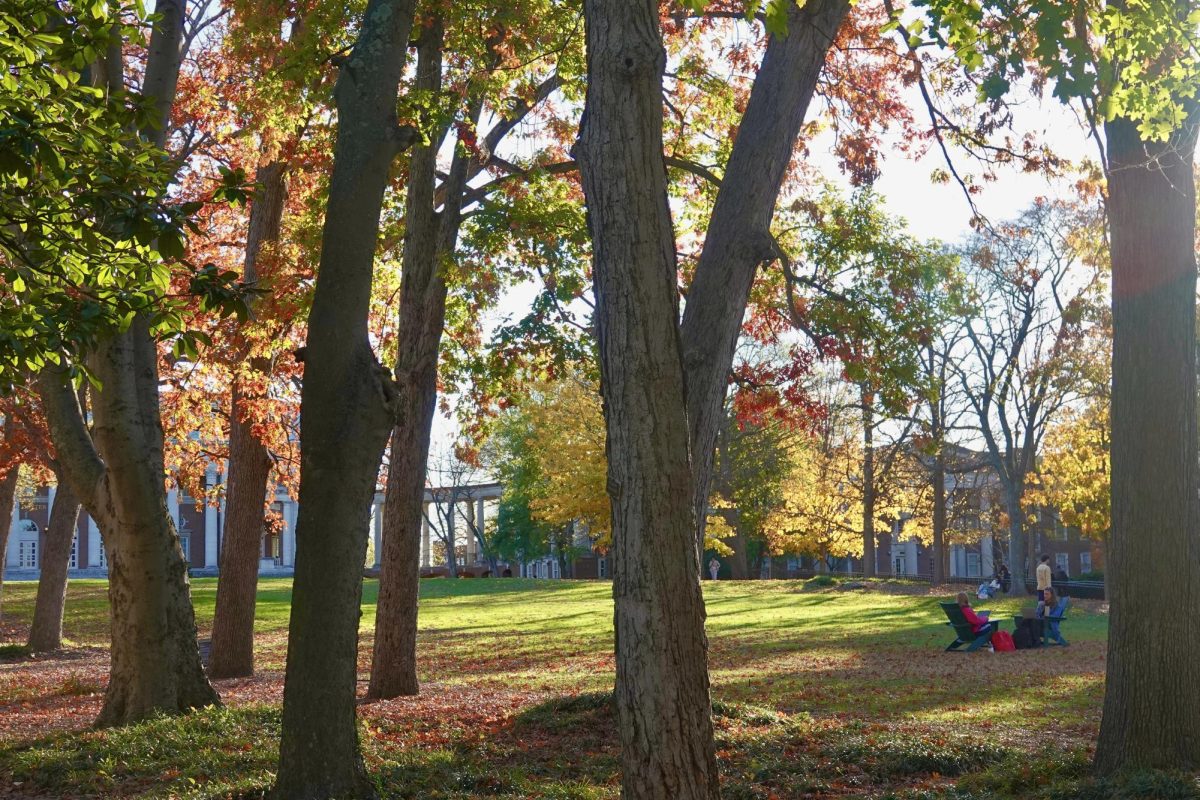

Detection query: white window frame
(69, 532), (78, 569)
(1080, 551), (1092, 574)
(1055, 552), (1069, 575)
(966, 552), (982, 578)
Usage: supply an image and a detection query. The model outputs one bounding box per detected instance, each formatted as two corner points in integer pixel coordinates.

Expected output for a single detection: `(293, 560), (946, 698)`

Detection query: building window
(966, 552), (981, 578)
(18, 538), (37, 568)
(1080, 551), (1092, 574)
(598, 558), (607, 578)
(1056, 552), (1069, 575)
(69, 533), (78, 569)
(98, 540), (107, 568)
(180, 535), (190, 561)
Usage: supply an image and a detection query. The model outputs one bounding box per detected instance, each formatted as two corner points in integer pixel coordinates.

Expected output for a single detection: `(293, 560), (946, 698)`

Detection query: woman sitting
(956, 592), (995, 634)
(1038, 587), (1070, 646)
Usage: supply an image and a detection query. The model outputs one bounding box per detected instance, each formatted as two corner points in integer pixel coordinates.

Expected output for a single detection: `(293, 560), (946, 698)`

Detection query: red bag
(992, 630), (1016, 652)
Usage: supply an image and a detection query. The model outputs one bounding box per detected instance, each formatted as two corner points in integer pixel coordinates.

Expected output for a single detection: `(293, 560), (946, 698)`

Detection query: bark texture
(27, 476), (80, 653)
(576, 2), (718, 797)
(40, 332), (220, 725)
(1094, 116), (1200, 773)
(0, 465), (19, 620)
(368, 20), (451, 701)
(272, 1), (417, 796)
(36, 0), (217, 726)
(679, 0), (851, 550)
(208, 161), (288, 680)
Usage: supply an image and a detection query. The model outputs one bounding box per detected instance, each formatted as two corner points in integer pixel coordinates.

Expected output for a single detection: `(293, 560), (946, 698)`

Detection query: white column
(281, 498), (297, 566)
(167, 487), (180, 529)
(981, 533), (995, 577)
(421, 510), (431, 568)
(5, 499), (17, 567)
(87, 516), (101, 567)
(373, 497), (383, 567)
(47, 485), (57, 515)
(204, 477), (219, 569)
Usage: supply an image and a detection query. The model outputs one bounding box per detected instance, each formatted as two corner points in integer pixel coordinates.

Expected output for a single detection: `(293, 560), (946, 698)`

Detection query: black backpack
(1013, 621), (1035, 650)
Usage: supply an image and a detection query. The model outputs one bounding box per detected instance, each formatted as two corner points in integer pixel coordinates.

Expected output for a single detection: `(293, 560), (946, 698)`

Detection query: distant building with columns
(3, 474), (519, 579)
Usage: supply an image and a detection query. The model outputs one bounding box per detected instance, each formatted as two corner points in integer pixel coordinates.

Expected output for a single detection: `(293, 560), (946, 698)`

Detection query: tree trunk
(273, 0), (417, 795)
(861, 390), (876, 577)
(931, 451), (946, 585)
(576, 2), (718, 797)
(0, 465), (20, 621)
(208, 161), (288, 680)
(36, 0), (218, 726)
(1094, 116), (1200, 773)
(1004, 483), (1027, 597)
(39, 326), (220, 725)
(444, 502), (458, 578)
(369, 20), (451, 700)
(679, 0), (851, 552)
(27, 475), (80, 653)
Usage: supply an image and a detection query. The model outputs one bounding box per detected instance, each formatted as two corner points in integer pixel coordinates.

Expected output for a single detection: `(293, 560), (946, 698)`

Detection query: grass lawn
(0, 576), (1169, 799)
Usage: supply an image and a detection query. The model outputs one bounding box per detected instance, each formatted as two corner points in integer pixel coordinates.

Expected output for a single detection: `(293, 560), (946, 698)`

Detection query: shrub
(807, 575), (839, 588)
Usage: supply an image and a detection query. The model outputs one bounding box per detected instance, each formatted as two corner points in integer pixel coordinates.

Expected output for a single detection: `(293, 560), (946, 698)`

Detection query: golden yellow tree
(525, 378), (610, 543)
(1027, 398), (1110, 543)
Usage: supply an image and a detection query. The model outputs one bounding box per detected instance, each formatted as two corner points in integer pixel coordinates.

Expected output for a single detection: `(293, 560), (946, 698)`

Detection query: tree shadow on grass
(0, 689), (1186, 800)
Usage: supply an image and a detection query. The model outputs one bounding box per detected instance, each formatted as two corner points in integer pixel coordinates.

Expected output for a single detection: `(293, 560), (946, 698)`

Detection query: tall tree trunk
(37, 0), (218, 725)
(1004, 482), (1027, 596)
(861, 389), (876, 577)
(576, 2), (718, 797)
(272, 0), (417, 795)
(41, 326), (220, 725)
(679, 0), (851, 552)
(208, 161), (288, 680)
(28, 475), (80, 653)
(0, 464), (20, 621)
(1094, 117), (1200, 773)
(369, 20), (450, 700)
(931, 451), (946, 585)
(444, 502), (458, 578)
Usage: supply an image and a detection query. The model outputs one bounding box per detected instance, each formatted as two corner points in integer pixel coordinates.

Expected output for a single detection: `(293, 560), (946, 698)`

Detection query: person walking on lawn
(1036, 554), (1053, 608)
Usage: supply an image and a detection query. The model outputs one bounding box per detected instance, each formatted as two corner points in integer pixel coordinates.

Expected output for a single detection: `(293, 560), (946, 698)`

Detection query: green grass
(0, 577), (1122, 797)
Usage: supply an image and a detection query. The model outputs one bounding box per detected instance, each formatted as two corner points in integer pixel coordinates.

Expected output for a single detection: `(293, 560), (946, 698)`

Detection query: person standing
(997, 562), (1012, 593)
(708, 558), (721, 581)
(1036, 554), (1053, 606)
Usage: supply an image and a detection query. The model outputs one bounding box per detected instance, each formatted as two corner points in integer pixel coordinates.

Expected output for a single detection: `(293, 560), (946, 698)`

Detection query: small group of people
(976, 560), (1011, 599)
(955, 554), (1070, 649)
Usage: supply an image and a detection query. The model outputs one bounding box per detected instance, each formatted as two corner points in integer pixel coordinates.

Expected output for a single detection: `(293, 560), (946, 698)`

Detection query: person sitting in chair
(1038, 587), (1070, 646)
(956, 592), (995, 634)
